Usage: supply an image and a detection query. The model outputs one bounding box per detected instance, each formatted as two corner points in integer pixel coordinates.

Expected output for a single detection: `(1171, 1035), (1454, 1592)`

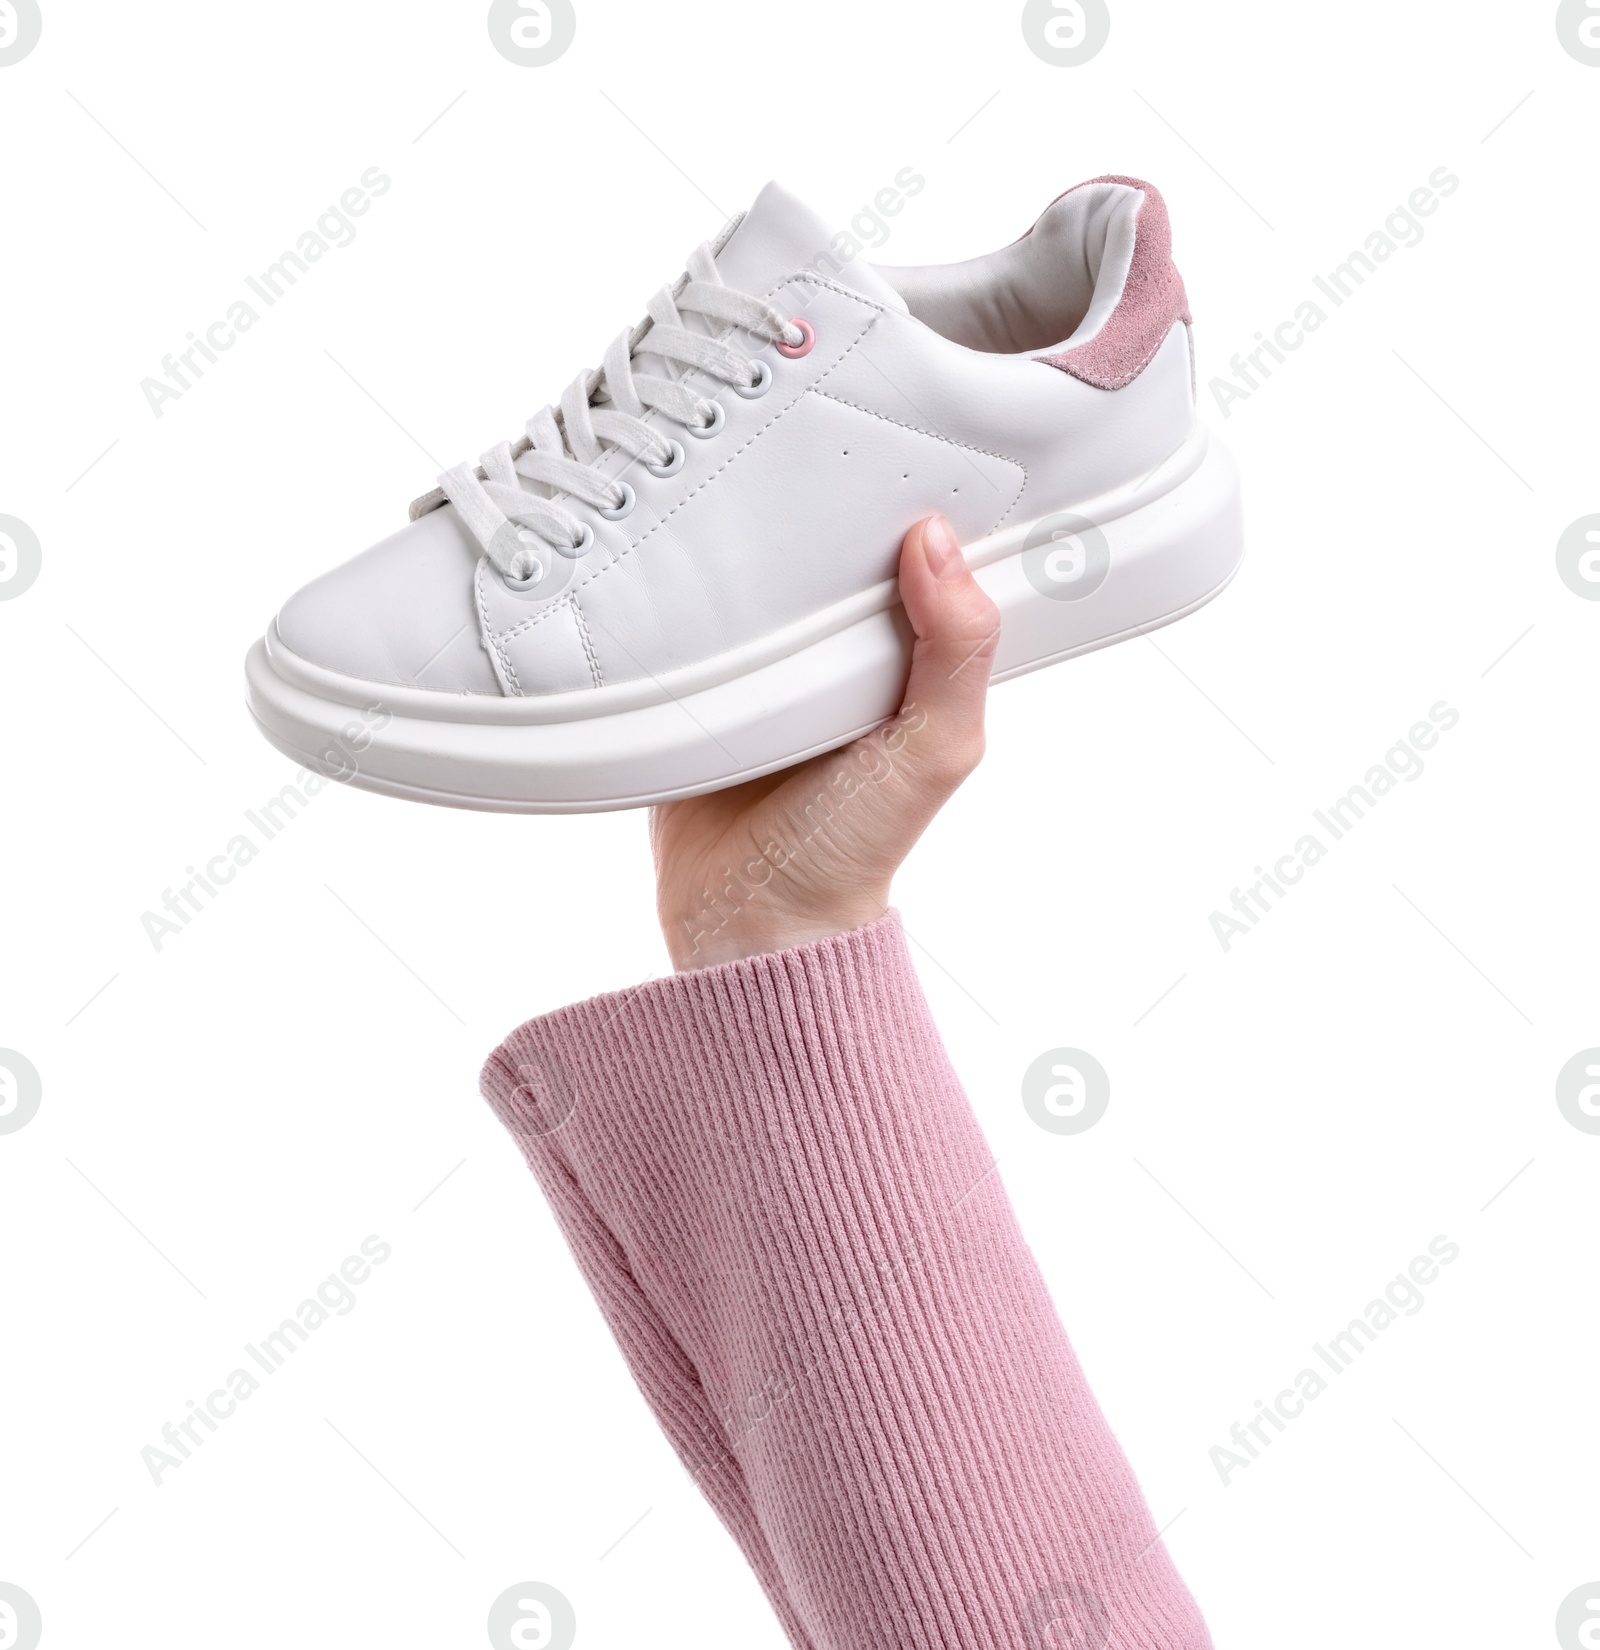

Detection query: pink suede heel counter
(1037, 174), (1192, 392)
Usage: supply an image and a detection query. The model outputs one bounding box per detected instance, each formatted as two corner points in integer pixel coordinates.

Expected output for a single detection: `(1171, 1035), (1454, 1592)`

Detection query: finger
(683, 513), (1000, 884)
(894, 513), (1001, 793)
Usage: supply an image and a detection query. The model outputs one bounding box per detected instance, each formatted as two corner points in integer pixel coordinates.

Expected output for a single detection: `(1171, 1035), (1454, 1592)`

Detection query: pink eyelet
(775, 318), (816, 359)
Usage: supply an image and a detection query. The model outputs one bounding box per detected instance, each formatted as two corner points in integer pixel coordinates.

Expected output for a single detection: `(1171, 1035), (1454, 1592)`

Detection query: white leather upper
(277, 502), (500, 694)
(274, 181), (1195, 698)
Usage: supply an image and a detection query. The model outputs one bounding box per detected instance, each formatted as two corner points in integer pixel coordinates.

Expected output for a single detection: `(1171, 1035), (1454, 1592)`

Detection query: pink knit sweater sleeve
(480, 911), (1212, 1650)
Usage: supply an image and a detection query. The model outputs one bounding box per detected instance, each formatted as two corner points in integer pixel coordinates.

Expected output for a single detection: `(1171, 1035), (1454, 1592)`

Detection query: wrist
(663, 897), (889, 971)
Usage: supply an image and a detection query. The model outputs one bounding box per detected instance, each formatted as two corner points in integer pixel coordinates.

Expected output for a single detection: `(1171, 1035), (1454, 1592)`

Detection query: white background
(2, 2), (1597, 1646)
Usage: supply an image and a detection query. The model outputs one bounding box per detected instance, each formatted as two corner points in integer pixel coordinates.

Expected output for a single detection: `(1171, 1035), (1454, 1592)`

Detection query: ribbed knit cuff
(481, 912), (1210, 1650)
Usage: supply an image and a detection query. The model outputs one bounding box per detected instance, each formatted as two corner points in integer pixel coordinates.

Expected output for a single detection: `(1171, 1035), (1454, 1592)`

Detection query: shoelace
(439, 243), (803, 583)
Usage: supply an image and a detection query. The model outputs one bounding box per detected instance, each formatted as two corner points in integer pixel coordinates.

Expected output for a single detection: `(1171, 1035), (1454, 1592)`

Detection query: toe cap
(276, 505), (501, 694)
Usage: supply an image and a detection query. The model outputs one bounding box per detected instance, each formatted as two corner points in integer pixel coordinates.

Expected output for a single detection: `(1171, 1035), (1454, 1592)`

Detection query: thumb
(894, 513), (1001, 790)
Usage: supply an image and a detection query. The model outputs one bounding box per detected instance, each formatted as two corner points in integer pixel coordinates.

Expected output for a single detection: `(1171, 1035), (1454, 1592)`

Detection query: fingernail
(923, 515), (962, 579)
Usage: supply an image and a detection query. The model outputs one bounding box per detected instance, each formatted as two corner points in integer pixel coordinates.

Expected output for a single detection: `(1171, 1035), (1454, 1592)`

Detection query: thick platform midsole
(244, 426), (1244, 812)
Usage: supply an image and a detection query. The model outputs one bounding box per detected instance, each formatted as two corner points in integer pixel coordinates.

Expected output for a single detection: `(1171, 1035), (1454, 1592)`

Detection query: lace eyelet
(776, 318), (815, 359)
(687, 399), (726, 440)
(501, 542), (545, 591)
(597, 483), (635, 521)
(734, 360), (772, 399)
(556, 522), (595, 559)
(644, 439), (686, 478)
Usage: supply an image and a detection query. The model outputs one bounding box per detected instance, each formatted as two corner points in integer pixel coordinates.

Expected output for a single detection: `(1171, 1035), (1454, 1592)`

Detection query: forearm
(481, 912), (1210, 1650)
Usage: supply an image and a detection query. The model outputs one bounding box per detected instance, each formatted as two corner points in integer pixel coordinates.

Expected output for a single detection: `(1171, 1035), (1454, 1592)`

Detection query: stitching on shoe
(495, 632), (521, 694)
(494, 303), (881, 645)
(805, 387), (1028, 531)
(1035, 317), (1177, 391)
(476, 557), (523, 696)
(570, 596), (604, 689)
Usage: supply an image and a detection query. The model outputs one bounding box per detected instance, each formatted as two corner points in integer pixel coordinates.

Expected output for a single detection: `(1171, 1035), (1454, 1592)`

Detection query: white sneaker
(245, 176), (1243, 812)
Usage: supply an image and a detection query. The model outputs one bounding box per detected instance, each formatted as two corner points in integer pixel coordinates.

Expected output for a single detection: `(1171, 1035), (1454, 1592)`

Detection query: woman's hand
(650, 513), (1000, 969)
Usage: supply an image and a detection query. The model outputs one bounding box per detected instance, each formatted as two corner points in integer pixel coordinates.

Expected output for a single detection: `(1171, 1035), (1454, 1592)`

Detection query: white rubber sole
(244, 423), (1244, 813)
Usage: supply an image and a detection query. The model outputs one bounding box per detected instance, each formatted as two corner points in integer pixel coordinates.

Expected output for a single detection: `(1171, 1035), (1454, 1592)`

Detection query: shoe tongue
(714, 180), (909, 313)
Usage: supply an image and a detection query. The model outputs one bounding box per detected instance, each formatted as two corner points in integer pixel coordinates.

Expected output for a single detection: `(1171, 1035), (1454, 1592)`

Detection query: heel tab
(1034, 175), (1191, 391)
